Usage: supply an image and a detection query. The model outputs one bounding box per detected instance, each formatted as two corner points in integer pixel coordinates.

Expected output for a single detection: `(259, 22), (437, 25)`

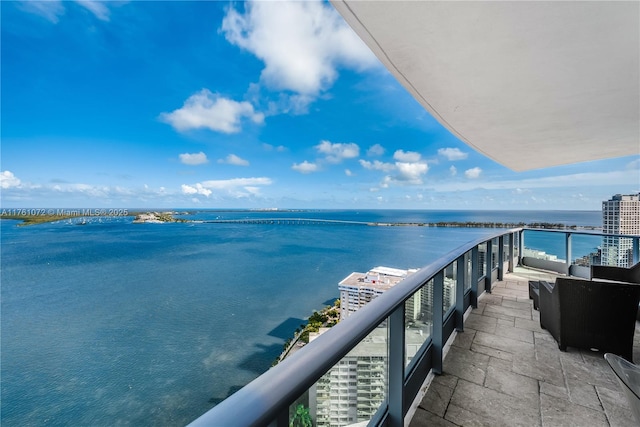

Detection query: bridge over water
(203, 218), (376, 226)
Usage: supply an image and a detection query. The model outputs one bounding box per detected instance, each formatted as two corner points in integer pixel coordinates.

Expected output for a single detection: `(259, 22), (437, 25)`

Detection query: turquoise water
(0, 210), (599, 426)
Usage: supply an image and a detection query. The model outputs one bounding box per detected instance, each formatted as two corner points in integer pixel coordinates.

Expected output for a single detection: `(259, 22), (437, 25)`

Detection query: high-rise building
(338, 266), (418, 320)
(310, 266), (417, 427)
(602, 193), (640, 267)
(309, 327), (387, 427)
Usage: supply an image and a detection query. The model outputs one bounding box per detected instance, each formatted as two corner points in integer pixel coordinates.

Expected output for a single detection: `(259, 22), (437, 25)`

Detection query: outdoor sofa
(591, 261), (640, 284)
(538, 277), (640, 362)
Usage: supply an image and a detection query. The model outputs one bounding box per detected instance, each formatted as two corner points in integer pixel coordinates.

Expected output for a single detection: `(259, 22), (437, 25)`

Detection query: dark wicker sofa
(591, 261), (640, 284)
(539, 277), (640, 361)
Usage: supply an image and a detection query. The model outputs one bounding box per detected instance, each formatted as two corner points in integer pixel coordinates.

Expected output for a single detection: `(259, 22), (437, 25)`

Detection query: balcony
(410, 268), (640, 426)
(188, 229), (640, 427)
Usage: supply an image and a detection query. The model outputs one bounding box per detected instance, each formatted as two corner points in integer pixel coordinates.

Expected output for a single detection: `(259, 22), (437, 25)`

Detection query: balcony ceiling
(331, 1), (640, 171)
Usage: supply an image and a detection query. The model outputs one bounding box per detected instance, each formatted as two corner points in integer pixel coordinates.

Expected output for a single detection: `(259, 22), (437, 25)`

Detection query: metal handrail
(187, 228), (520, 427)
(188, 227), (638, 426)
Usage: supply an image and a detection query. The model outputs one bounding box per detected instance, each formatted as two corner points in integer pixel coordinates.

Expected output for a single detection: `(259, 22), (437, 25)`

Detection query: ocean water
(0, 210), (599, 426)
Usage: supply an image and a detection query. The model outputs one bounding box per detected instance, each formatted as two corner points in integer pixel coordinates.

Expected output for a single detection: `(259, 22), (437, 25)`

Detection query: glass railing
(187, 228), (638, 427)
(521, 228), (640, 277)
(522, 229), (566, 262)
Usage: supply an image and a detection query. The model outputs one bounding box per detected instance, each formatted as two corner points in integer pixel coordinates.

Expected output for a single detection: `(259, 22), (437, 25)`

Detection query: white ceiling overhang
(331, 1), (640, 171)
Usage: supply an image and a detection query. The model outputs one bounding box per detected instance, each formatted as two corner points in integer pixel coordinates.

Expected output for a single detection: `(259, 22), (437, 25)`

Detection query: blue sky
(2, 0), (638, 210)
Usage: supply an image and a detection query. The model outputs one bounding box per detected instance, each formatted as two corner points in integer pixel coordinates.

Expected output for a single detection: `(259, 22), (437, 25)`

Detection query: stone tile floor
(410, 267), (640, 427)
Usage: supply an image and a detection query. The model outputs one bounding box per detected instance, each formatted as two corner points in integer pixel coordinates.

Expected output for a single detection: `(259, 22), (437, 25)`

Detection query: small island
(133, 212), (188, 224)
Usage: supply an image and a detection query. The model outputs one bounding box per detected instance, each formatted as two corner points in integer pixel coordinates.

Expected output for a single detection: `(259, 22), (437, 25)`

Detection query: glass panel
(299, 321), (388, 427)
(571, 234), (602, 267)
(444, 261), (456, 314)
(464, 251), (472, 292)
(491, 238), (499, 269)
(522, 230), (566, 262)
(513, 232), (520, 260)
(405, 280), (433, 367)
(601, 236), (635, 267)
(503, 234), (511, 263)
(478, 244), (487, 277)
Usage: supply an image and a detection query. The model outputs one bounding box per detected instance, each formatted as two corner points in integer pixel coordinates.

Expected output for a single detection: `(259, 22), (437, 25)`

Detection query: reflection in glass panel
(523, 230), (566, 262)
(571, 234), (603, 267)
(602, 236), (635, 268)
(513, 233), (520, 260)
(306, 322), (388, 427)
(464, 251), (472, 292)
(444, 261), (456, 314)
(503, 234), (511, 263)
(491, 238), (499, 269)
(405, 280), (432, 367)
(478, 244), (487, 277)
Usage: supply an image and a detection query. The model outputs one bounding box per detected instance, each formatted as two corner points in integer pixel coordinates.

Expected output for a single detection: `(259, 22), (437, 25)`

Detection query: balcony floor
(410, 267), (639, 427)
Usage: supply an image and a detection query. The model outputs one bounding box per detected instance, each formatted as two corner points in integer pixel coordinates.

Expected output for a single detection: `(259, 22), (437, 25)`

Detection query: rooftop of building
(606, 194), (640, 202)
(339, 266), (418, 292)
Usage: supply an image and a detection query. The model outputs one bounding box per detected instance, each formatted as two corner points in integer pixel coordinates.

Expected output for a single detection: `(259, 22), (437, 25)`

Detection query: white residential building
(309, 327), (387, 427)
(338, 266), (418, 321)
(309, 266), (417, 427)
(602, 193), (640, 267)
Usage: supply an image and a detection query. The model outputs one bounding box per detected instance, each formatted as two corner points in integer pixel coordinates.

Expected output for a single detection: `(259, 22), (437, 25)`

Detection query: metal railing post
(471, 246), (479, 308)
(485, 241), (492, 293)
(388, 305), (405, 427)
(498, 235), (504, 281)
(456, 256), (465, 331)
(519, 230), (524, 266)
(432, 271), (444, 375)
(565, 233), (572, 275)
(273, 409), (289, 427)
(508, 232), (515, 272)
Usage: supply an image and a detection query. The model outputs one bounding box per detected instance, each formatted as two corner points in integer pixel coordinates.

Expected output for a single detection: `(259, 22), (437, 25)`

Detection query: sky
(2, 0), (638, 210)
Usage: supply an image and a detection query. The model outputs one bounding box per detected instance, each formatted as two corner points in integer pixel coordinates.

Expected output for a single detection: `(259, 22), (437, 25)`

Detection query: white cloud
(359, 159), (395, 173)
(179, 152), (209, 165)
(367, 144), (385, 156)
(395, 162), (429, 183)
(200, 177), (272, 190)
(52, 183), (111, 198)
(160, 89), (264, 134)
(218, 154), (249, 166)
(438, 147), (468, 161)
(393, 150), (421, 163)
(183, 177), (272, 199)
(181, 184), (213, 197)
(292, 161), (319, 174)
(17, 0), (113, 23)
(315, 140), (359, 163)
(361, 158), (428, 186)
(74, 0), (111, 21)
(345, 169), (353, 177)
(221, 0), (377, 106)
(449, 165), (457, 176)
(626, 157), (640, 170)
(263, 143), (287, 152)
(465, 167), (482, 179)
(17, 0), (65, 23)
(428, 170), (640, 194)
(1, 171), (21, 189)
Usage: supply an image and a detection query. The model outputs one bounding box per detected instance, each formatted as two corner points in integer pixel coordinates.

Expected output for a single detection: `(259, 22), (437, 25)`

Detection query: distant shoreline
(0, 211), (600, 231)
